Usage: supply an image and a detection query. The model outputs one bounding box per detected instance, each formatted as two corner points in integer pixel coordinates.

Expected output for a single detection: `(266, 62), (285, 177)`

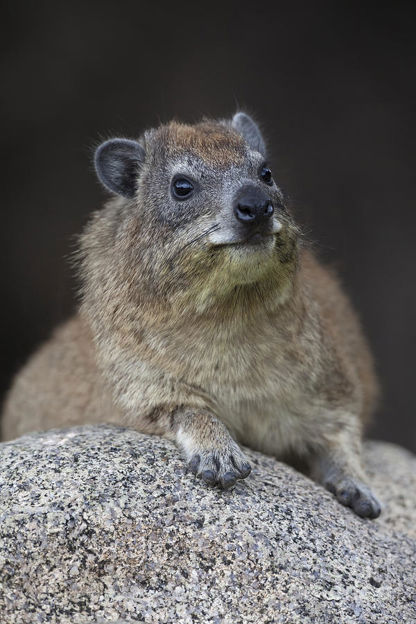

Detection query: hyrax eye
(259, 165), (273, 186)
(172, 177), (194, 200)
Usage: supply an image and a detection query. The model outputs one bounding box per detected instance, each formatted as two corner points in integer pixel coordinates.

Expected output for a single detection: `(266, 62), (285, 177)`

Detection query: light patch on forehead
(160, 121), (247, 168)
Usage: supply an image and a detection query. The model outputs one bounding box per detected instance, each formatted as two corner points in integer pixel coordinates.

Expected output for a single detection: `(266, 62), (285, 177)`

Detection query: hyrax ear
(231, 112), (266, 157)
(94, 138), (145, 198)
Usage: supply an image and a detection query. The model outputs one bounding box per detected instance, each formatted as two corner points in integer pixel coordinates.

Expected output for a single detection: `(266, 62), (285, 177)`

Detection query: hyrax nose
(233, 189), (274, 226)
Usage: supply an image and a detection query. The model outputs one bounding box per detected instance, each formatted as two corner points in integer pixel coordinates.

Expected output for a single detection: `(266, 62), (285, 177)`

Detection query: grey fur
(232, 112), (266, 156)
(94, 138), (145, 198)
(3, 115), (382, 520)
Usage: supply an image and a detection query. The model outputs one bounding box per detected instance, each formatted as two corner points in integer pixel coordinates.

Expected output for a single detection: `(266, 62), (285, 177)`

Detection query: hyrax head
(93, 113), (298, 311)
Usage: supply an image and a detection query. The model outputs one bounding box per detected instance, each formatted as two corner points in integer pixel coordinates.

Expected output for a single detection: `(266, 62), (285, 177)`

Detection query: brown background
(1, 1), (415, 451)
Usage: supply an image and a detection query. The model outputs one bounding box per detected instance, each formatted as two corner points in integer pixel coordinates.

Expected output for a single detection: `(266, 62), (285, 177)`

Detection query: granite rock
(0, 425), (415, 624)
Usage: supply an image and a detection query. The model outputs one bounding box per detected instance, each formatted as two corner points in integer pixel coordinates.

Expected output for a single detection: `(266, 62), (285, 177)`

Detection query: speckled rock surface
(0, 425), (415, 624)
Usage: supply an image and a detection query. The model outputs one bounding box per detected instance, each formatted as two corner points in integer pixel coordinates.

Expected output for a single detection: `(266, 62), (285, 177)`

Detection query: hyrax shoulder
(2, 112), (381, 518)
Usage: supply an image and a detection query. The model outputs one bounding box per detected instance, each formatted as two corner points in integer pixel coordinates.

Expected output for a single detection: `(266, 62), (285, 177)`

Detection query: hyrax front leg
(172, 408), (251, 489)
(309, 425), (381, 519)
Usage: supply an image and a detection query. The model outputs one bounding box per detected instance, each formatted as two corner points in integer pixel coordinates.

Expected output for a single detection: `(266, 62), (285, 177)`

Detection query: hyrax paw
(187, 447), (251, 490)
(325, 477), (381, 519)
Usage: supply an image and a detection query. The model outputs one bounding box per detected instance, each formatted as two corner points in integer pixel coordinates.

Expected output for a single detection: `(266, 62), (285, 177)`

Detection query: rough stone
(0, 425), (415, 624)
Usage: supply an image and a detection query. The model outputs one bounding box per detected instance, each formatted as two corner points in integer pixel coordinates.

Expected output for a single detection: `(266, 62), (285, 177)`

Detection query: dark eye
(260, 165), (273, 186)
(172, 177), (194, 200)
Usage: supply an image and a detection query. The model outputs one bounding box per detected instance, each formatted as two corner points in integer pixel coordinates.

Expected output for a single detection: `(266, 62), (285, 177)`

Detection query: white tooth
(272, 219), (282, 233)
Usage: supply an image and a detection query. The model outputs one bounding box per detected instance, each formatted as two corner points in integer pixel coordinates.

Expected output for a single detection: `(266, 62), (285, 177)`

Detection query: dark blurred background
(1, 1), (415, 451)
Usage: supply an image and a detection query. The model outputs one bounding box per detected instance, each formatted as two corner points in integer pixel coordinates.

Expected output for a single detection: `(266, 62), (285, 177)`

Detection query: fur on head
(82, 113), (299, 321)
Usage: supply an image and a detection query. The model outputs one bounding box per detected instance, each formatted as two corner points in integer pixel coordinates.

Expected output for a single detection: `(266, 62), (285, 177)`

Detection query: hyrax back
(2, 113), (381, 518)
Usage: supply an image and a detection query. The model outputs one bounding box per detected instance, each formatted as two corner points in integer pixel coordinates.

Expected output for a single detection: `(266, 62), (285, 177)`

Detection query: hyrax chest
(155, 316), (313, 456)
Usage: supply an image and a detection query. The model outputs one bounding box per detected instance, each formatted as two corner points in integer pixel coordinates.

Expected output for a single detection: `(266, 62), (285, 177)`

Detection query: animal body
(2, 112), (381, 518)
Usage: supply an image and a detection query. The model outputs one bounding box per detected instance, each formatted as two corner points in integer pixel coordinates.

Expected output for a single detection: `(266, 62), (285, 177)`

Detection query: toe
(337, 485), (356, 506)
(200, 469), (217, 485)
(230, 454), (252, 479)
(353, 493), (381, 519)
(220, 471), (238, 489)
(188, 454), (201, 474)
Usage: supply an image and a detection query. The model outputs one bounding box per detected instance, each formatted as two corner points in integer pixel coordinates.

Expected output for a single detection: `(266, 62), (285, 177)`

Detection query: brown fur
(2, 115), (381, 517)
(162, 121), (246, 166)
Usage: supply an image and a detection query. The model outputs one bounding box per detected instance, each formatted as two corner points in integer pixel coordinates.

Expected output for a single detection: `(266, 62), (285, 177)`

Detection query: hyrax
(2, 112), (381, 518)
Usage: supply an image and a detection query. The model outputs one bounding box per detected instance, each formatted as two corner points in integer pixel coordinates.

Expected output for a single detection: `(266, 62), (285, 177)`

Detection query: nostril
(234, 203), (256, 223)
(264, 202), (274, 217)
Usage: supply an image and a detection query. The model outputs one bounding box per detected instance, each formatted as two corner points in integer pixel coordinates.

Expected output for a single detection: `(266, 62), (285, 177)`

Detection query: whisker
(172, 223), (221, 259)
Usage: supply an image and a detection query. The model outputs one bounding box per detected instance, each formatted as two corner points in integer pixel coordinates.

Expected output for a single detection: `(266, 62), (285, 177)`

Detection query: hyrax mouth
(243, 231), (273, 245)
(228, 232), (275, 249)
(209, 217), (282, 248)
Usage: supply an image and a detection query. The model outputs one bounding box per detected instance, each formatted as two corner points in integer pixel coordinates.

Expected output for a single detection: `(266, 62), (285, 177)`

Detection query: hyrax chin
(2, 112), (381, 518)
